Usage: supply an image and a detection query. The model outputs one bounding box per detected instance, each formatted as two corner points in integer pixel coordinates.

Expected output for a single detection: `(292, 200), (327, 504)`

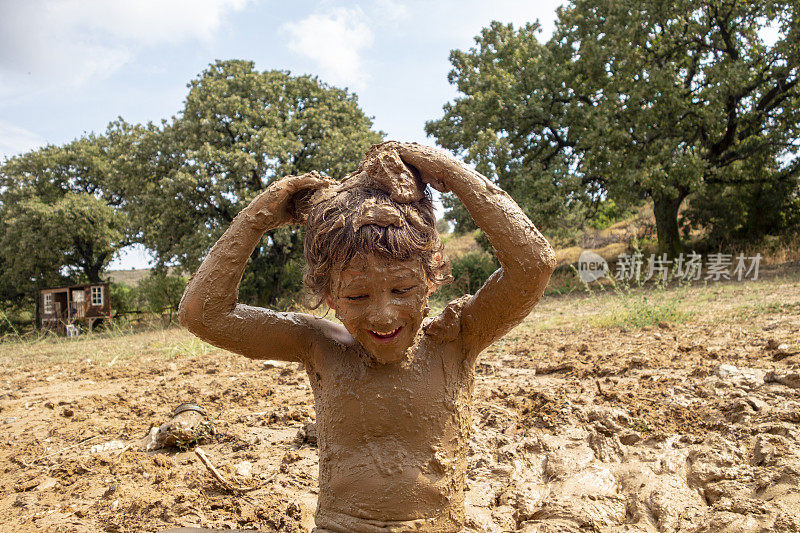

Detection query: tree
(0, 138), (131, 301)
(1, 133), (123, 205)
(426, 21), (589, 242)
(0, 193), (127, 297)
(121, 60), (383, 306)
(428, 1), (800, 254)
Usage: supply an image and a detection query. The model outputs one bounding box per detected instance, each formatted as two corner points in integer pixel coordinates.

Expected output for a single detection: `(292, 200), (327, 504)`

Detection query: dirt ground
(1, 265), (799, 532)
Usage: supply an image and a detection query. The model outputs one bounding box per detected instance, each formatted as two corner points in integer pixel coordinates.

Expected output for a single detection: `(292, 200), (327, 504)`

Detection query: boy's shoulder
(422, 294), (472, 344)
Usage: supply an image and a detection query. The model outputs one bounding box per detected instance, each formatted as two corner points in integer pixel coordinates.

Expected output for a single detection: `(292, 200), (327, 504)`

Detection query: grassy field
(3, 263), (799, 366)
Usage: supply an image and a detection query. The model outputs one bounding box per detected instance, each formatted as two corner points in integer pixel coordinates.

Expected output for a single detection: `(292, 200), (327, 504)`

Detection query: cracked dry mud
(1, 269), (799, 532)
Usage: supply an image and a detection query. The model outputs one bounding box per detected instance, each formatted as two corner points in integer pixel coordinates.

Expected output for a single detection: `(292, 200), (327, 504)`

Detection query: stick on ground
(194, 447), (258, 493)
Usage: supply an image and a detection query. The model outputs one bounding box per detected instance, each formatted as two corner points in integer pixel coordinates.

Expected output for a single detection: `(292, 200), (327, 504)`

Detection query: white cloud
(282, 7), (374, 90)
(0, 121), (46, 161)
(372, 0), (409, 23)
(279, 0), (562, 91)
(51, 0), (252, 44)
(0, 0), (251, 91)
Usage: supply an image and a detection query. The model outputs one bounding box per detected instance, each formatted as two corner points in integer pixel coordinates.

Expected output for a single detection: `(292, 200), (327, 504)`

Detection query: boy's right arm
(394, 143), (556, 358)
(178, 172), (336, 363)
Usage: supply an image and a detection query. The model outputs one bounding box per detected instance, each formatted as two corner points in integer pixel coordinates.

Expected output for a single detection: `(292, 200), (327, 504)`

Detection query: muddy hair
(303, 186), (452, 308)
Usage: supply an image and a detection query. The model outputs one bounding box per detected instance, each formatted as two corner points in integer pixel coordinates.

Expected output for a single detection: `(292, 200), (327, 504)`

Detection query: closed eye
(392, 286), (416, 294)
(345, 295), (368, 301)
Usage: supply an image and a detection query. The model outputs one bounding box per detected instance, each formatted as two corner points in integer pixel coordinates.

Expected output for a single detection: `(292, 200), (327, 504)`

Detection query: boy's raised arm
(178, 172), (336, 362)
(394, 143), (556, 357)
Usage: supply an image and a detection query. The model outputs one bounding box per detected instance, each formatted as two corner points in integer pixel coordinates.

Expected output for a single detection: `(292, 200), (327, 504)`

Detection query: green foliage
(109, 283), (137, 317)
(587, 199), (639, 230)
(0, 299), (34, 336)
(0, 134), (133, 301)
(435, 251), (499, 302)
(431, 1), (800, 255)
(0, 133), (117, 205)
(138, 273), (188, 324)
(0, 60), (383, 312)
(426, 21), (589, 243)
(0, 192), (127, 300)
(685, 176), (800, 245)
(118, 60), (383, 306)
(453, 252), (499, 293)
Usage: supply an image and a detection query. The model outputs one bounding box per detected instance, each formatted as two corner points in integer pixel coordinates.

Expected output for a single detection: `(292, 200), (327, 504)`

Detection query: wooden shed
(39, 282), (111, 333)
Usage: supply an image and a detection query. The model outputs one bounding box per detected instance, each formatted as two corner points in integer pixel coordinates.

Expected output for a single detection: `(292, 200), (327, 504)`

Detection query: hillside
(105, 267), (184, 287)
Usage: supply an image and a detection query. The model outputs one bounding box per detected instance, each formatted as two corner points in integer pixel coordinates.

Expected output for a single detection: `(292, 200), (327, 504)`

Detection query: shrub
(435, 251), (499, 302)
(587, 198), (638, 230)
(138, 273), (188, 325)
(109, 283), (137, 317)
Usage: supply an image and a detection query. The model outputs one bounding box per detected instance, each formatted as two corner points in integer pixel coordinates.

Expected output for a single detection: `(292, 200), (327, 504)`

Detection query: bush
(138, 273), (188, 325)
(435, 251), (499, 302)
(587, 198), (638, 230)
(0, 298), (35, 336)
(685, 179), (800, 246)
(109, 283), (138, 317)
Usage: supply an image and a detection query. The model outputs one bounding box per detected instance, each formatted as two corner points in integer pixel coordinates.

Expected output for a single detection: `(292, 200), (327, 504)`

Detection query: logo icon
(577, 250), (609, 283)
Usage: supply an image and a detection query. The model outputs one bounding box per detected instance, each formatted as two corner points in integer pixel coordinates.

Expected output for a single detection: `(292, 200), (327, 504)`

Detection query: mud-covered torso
(304, 317), (475, 531)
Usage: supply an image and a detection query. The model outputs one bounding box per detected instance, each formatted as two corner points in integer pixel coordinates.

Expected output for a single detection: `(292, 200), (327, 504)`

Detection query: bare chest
(307, 338), (471, 453)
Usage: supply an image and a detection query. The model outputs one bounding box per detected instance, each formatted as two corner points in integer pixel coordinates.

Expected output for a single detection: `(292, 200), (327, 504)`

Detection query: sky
(0, 0), (564, 268)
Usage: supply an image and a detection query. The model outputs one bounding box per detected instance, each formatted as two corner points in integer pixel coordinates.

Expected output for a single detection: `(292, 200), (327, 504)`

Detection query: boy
(178, 141), (556, 532)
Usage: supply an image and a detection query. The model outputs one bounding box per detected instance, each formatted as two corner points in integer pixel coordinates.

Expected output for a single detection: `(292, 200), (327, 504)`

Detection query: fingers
(390, 142), (427, 165)
(285, 172), (338, 225)
(286, 171), (337, 193)
(393, 142), (449, 172)
(304, 171), (337, 188)
(388, 143), (452, 193)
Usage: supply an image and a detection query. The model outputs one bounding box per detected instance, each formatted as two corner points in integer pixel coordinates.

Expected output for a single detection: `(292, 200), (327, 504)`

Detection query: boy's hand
(390, 142), (459, 194)
(259, 172), (336, 225)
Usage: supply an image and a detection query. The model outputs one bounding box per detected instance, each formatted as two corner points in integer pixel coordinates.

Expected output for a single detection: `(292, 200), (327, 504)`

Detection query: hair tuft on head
(303, 144), (452, 308)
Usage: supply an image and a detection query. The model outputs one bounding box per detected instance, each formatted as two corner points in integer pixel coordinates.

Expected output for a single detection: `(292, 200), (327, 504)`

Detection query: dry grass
(0, 326), (200, 367)
(105, 266), (185, 287)
(441, 232), (482, 258)
(105, 268), (152, 287)
(3, 265), (797, 369)
(522, 265), (800, 333)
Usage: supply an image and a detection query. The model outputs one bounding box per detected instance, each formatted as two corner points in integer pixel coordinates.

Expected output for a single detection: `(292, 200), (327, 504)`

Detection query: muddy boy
(179, 142), (556, 532)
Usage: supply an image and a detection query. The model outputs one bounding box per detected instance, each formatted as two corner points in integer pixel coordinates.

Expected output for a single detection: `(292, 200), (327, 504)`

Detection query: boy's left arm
(394, 143), (557, 357)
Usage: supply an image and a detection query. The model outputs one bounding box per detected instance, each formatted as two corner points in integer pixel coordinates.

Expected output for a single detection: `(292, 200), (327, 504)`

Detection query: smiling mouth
(369, 327), (402, 340)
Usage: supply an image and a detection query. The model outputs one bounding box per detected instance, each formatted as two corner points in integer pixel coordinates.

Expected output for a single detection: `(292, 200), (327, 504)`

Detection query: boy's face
(328, 253), (430, 364)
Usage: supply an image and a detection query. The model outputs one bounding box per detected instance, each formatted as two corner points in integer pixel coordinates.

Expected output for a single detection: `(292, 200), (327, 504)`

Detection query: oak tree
(0, 138), (130, 300)
(121, 60), (383, 306)
(429, 0), (800, 254)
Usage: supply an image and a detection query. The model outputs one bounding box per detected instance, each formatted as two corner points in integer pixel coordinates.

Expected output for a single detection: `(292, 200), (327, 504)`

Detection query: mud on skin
(177, 142), (556, 531)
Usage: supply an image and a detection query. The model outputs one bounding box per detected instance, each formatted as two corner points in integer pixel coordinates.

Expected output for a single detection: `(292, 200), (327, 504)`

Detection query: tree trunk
(85, 261), (103, 283)
(652, 193), (687, 257)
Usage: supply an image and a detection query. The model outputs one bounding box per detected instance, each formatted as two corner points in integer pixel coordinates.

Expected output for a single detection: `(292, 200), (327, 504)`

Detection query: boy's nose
(370, 303), (400, 328)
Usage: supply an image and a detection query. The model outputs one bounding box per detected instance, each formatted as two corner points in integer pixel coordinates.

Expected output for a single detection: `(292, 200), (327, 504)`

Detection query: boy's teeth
(372, 328), (399, 336)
